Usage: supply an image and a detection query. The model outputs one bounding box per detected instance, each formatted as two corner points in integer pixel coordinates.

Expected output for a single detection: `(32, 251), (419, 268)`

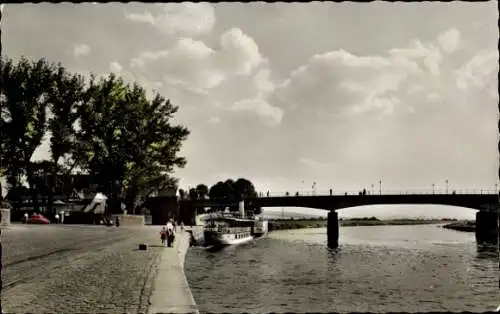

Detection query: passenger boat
(252, 216), (268, 237)
(204, 213), (255, 246)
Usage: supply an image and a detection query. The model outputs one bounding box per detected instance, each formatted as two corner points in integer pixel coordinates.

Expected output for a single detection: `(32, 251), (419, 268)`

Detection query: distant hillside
(262, 209), (327, 219)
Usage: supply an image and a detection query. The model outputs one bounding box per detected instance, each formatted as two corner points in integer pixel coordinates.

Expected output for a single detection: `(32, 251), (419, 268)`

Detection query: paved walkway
(148, 230), (199, 314)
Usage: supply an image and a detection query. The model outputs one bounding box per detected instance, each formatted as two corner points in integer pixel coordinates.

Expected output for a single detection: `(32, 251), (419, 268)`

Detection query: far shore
(267, 217), (458, 231)
(441, 220), (475, 232)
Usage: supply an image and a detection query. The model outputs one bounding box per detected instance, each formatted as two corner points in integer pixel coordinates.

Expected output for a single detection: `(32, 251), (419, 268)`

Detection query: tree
(1, 56), (56, 210)
(73, 74), (189, 214)
(188, 188), (198, 200)
(195, 184), (208, 199)
(178, 189), (186, 199)
(46, 65), (85, 214)
(119, 83), (188, 212)
(234, 178), (261, 215)
(208, 177), (261, 215)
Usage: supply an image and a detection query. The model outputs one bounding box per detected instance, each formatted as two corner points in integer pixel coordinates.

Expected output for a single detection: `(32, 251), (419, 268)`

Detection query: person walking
(166, 219), (176, 247)
(160, 227), (167, 246)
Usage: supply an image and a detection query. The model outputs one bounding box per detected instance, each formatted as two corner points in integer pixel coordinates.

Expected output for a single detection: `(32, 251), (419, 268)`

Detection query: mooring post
(327, 210), (339, 249)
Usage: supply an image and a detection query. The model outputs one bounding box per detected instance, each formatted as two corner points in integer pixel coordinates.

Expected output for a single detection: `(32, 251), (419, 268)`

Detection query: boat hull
(204, 231), (253, 246)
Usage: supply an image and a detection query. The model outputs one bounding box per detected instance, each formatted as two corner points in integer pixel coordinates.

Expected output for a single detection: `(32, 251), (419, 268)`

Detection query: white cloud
(109, 61), (123, 73)
(299, 157), (335, 169)
(208, 116), (221, 125)
(426, 92), (442, 102)
(124, 3), (215, 36)
(231, 97), (284, 127)
(270, 33), (451, 119)
(71, 43), (91, 57)
(437, 28), (461, 53)
(130, 28), (263, 92)
(455, 50), (498, 97)
(253, 68), (275, 94)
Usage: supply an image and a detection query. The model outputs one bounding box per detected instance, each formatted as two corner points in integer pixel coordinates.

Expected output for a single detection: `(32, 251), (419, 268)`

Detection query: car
(29, 214), (50, 224)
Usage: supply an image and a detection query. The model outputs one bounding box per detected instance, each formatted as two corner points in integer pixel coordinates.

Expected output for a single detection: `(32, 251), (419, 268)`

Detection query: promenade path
(2, 223), (197, 314)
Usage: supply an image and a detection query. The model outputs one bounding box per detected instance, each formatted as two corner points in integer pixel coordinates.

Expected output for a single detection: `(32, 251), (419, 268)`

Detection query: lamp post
(312, 181), (317, 196)
(432, 184), (435, 194)
(378, 180), (382, 195)
(445, 179), (449, 194)
(371, 184), (374, 195)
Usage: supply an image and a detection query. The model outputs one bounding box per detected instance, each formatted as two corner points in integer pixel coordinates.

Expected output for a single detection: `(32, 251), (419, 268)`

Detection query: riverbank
(148, 230), (199, 314)
(442, 220), (475, 232)
(2, 225), (172, 313)
(267, 218), (454, 231)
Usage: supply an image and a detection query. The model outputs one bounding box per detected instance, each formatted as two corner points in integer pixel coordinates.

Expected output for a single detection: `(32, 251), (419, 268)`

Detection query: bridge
(147, 189), (499, 249)
(183, 192), (499, 212)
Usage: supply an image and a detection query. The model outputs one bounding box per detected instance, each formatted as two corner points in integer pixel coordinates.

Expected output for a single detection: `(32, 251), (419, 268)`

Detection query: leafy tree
(1, 56), (56, 210)
(195, 184), (209, 199)
(208, 177), (261, 215)
(178, 188), (186, 199)
(188, 188), (198, 200)
(119, 83), (188, 212)
(234, 177), (261, 215)
(46, 65), (85, 214)
(73, 74), (189, 214)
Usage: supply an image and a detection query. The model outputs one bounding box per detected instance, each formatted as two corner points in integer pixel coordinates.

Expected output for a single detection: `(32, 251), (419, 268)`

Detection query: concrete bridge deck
(182, 193), (499, 211)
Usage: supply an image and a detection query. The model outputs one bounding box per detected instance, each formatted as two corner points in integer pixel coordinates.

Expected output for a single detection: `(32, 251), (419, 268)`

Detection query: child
(160, 227), (167, 245)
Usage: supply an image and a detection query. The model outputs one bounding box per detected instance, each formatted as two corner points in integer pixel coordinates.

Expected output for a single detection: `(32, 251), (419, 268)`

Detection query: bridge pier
(327, 210), (339, 249)
(475, 211), (498, 244)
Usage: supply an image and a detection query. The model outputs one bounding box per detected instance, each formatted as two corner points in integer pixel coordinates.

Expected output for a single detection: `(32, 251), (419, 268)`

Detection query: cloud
(455, 50), (498, 97)
(227, 65), (284, 126)
(130, 28), (263, 92)
(71, 43), (91, 57)
(109, 61), (123, 73)
(270, 31), (454, 120)
(426, 92), (442, 103)
(208, 116), (221, 125)
(299, 157), (335, 169)
(124, 3), (215, 36)
(437, 28), (461, 53)
(231, 97), (284, 127)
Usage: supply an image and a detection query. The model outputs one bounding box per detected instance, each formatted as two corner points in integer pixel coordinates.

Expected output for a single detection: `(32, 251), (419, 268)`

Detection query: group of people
(160, 219), (183, 247)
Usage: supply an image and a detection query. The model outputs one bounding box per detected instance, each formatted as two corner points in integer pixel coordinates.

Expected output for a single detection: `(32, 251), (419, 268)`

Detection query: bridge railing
(256, 188), (499, 197)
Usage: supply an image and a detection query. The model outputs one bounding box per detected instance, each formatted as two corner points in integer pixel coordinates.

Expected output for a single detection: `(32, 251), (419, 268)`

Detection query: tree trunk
(26, 161), (39, 211)
(47, 162), (58, 216)
(125, 187), (139, 215)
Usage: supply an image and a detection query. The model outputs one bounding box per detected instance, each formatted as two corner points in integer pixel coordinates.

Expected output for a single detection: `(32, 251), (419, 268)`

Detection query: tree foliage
(73, 74), (189, 213)
(202, 178), (261, 215)
(1, 56), (56, 209)
(195, 184), (209, 199)
(1, 56), (190, 213)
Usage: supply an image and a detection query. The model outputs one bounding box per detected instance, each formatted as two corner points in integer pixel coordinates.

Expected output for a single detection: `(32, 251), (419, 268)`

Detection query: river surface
(185, 224), (498, 313)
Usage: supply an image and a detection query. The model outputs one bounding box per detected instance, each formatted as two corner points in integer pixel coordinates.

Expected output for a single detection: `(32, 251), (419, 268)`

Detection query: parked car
(29, 214), (50, 224)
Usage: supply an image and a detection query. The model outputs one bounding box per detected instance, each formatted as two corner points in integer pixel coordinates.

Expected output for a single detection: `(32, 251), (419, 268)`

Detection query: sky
(2, 3), (498, 219)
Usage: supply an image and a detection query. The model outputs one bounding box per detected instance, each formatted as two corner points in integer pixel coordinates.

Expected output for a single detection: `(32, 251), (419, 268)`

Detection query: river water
(185, 224), (498, 313)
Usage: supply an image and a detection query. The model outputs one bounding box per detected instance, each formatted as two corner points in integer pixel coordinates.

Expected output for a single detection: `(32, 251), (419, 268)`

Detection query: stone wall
(114, 214), (145, 226)
(1, 208), (11, 226)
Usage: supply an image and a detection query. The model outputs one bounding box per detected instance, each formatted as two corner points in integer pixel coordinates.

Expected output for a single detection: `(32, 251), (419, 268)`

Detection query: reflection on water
(476, 243), (499, 260)
(186, 225), (498, 313)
